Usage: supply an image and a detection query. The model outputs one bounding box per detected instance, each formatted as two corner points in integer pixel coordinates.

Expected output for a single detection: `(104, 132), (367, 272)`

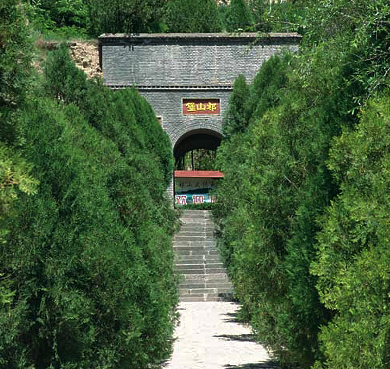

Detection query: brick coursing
(99, 33), (300, 148)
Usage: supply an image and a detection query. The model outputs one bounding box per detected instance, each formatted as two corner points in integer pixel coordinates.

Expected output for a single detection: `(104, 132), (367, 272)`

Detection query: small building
(174, 170), (224, 205)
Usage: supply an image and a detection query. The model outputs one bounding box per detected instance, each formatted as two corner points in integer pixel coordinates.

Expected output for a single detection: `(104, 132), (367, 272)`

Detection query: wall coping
(98, 32), (302, 43)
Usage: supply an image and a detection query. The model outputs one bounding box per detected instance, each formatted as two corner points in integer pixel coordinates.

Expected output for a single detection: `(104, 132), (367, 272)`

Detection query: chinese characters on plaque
(183, 99), (220, 115)
(174, 177), (217, 205)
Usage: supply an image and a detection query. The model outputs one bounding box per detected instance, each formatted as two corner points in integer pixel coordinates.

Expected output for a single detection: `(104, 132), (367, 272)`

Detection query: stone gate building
(98, 33), (300, 196)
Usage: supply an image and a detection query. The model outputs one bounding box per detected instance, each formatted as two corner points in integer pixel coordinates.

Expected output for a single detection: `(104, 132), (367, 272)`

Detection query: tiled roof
(175, 170), (224, 178)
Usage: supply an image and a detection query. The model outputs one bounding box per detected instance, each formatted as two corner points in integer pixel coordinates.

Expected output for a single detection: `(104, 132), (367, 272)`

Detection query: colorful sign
(175, 193), (216, 205)
(183, 99), (220, 115)
(174, 171), (222, 206)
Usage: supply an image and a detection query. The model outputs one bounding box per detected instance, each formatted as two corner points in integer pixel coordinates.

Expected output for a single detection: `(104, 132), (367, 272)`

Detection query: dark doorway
(174, 129), (222, 171)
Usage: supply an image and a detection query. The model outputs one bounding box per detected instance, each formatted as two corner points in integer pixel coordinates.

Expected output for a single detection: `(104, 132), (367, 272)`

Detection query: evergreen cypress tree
(0, 0), (37, 252)
(1, 42), (178, 368)
(165, 0), (222, 33)
(0, 0), (33, 146)
(226, 0), (253, 32)
(222, 74), (251, 138)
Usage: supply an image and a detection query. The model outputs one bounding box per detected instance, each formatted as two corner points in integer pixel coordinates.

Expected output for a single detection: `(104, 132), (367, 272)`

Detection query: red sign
(183, 99), (220, 115)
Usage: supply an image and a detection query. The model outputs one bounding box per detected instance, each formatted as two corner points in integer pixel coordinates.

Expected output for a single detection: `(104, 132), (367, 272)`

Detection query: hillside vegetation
(24, 0), (304, 38)
(215, 1), (390, 368)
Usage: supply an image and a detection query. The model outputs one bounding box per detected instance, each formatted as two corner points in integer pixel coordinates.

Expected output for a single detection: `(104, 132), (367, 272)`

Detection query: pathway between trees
(163, 210), (278, 369)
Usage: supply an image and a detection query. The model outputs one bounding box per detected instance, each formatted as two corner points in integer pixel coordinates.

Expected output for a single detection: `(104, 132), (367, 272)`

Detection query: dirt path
(163, 302), (279, 369)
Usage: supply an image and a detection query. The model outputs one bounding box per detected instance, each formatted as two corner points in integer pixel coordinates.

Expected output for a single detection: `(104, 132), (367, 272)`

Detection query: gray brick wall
(139, 90), (228, 148)
(98, 33), (300, 151)
(100, 33), (300, 88)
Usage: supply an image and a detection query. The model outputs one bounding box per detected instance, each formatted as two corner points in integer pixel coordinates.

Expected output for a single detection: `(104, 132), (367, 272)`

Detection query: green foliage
(250, 53), (292, 121)
(0, 0), (33, 146)
(0, 43), (178, 368)
(262, 0), (308, 33)
(225, 0), (253, 32)
(219, 0), (309, 33)
(214, 1), (390, 368)
(301, 0), (390, 103)
(0, 1), (38, 335)
(176, 149), (217, 171)
(222, 74), (251, 138)
(165, 0), (222, 33)
(311, 88), (390, 369)
(88, 0), (167, 36)
(178, 203), (214, 210)
(25, 0), (90, 38)
(248, 0), (270, 32)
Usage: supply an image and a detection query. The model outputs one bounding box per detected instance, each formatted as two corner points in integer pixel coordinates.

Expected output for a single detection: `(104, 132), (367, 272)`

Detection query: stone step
(175, 254), (221, 262)
(176, 259), (206, 265)
(174, 236), (212, 242)
(173, 250), (218, 256)
(174, 210), (233, 302)
(175, 255), (222, 262)
(177, 229), (215, 234)
(180, 220), (214, 225)
(177, 232), (215, 237)
(179, 288), (218, 295)
(179, 222), (214, 228)
(179, 287), (233, 295)
(180, 223), (212, 228)
(204, 262), (224, 268)
(205, 267), (227, 274)
(178, 269), (205, 274)
(180, 294), (206, 302)
(176, 264), (204, 270)
(204, 277), (231, 284)
(173, 246), (218, 254)
(180, 216), (210, 221)
(180, 221), (214, 226)
(176, 262), (224, 269)
(180, 293), (234, 302)
(173, 245), (215, 251)
(173, 240), (216, 247)
(183, 273), (229, 280)
(180, 224), (214, 229)
(180, 220), (213, 225)
(179, 284), (232, 291)
(205, 282), (233, 289)
(178, 278), (232, 286)
(180, 282), (206, 289)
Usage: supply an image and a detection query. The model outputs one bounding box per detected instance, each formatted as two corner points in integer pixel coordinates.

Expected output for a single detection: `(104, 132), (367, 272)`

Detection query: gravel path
(163, 302), (279, 369)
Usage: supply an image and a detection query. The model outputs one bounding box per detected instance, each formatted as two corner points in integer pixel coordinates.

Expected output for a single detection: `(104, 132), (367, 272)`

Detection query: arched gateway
(98, 33), (301, 197)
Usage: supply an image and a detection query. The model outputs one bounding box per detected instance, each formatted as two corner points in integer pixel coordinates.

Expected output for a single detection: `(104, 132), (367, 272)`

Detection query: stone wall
(138, 89), (228, 147)
(98, 33), (301, 148)
(100, 33), (300, 88)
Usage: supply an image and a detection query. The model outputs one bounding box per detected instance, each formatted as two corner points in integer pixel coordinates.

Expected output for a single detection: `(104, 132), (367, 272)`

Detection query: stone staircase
(174, 210), (234, 302)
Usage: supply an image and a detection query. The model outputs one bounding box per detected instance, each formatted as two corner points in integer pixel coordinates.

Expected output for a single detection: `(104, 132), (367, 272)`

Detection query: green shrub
(214, 44), (352, 367)
(225, 0), (253, 32)
(88, 0), (166, 36)
(165, 0), (222, 33)
(312, 88), (390, 369)
(222, 74), (251, 138)
(0, 44), (178, 368)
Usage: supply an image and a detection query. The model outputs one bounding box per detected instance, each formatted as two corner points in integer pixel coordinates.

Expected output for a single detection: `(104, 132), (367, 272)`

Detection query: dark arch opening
(173, 129), (222, 169)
